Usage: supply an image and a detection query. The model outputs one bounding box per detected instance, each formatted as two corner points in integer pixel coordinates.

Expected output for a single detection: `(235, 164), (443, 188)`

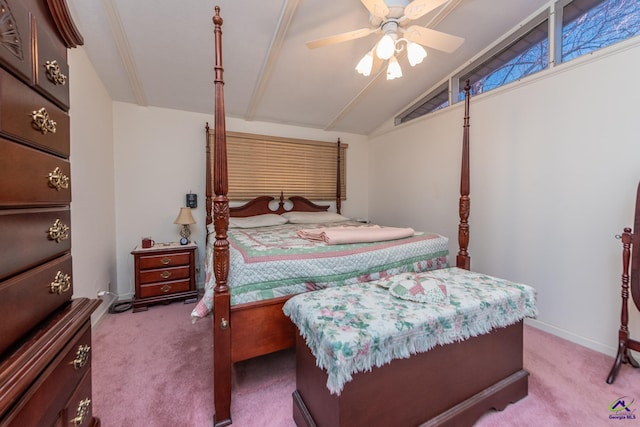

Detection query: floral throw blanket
(282, 267), (538, 395)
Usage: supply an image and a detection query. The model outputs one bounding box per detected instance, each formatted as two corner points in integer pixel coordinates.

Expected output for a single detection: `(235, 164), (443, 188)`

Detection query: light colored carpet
(92, 301), (640, 426)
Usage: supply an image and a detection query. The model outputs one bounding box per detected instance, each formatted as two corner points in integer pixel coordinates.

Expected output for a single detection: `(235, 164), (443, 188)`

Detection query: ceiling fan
(306, 0), (464, 80)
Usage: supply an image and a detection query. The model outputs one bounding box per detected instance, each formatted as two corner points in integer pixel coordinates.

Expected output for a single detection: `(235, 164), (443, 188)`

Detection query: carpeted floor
(92, 301), (640, 426)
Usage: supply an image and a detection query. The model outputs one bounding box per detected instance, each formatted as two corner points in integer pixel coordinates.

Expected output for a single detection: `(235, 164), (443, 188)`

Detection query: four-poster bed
(204, 6), (531, 427)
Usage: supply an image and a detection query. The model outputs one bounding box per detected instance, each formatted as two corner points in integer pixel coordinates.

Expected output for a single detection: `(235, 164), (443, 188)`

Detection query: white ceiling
(66, 0), (549, 135)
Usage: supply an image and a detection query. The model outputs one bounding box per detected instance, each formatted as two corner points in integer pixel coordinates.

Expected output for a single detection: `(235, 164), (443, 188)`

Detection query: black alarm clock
(180, 237), (189, 245)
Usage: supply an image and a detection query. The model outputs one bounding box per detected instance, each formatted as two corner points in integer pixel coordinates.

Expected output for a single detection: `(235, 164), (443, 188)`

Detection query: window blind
(208, 130), (347, 201)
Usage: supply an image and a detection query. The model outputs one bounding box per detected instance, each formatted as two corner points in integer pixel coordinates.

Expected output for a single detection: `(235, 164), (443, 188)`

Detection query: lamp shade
(174, 207), (196, 225)
(355, 51), (374, 76)
(386, 56), (402, 80)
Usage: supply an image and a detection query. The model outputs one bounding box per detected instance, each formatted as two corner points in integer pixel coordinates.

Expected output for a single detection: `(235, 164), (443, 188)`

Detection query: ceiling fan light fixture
(355, 51), (374, 76)
(407, 42), (427, 66)
(376, 34), (396, 60)
(386, 55), (402, 80)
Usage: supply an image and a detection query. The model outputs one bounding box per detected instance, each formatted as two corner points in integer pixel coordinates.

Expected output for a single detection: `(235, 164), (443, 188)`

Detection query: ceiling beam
(245, 0), (300, 120)
(102, 0), (147, 106)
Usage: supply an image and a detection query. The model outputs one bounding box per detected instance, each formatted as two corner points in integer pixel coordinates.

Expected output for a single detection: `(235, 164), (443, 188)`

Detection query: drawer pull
(160, 271), (172, 279)
(50, 271), (71, 294)
(70, 398), (91, 426)
(48, 219), (70, 242)
(31, 107), (57, 134)
(48, 166), (70, 190)
(160, 284), (172, 293)
(161, 257), (171, 265)
(44, 60), (67, 85)
(70, 344), (91, 369)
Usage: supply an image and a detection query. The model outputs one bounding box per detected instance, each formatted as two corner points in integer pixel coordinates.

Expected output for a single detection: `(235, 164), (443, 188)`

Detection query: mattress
(191, 221), (449, 319)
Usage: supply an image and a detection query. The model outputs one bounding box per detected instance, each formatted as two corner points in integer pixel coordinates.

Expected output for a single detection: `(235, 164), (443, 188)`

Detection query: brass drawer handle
(44, 60), (67, 85)
(48, 166), (69, 190)
(70, 398), (91, 426)
(50, 271), (71, 294)
(31, 107), (57, 134)
(48, 218), (70, 242)
(160, 284), (172, 293)
(160, 257), (171, 265)
(160, 271), (172, 279)
(70, 344), (90, 370)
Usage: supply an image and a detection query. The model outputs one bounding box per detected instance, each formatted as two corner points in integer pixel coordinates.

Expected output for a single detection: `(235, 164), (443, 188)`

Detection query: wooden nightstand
(131, 242), (198, 312)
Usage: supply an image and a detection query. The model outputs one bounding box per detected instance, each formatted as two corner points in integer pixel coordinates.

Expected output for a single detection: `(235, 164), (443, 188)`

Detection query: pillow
(376, 272), (415, 289)
(385, 272), (450, 305)
(229, 214), (288, 229)
(281, 211), (350, 224)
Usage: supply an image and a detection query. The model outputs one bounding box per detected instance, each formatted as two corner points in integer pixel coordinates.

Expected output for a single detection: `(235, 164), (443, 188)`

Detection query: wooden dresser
(0, 1), (101, 426)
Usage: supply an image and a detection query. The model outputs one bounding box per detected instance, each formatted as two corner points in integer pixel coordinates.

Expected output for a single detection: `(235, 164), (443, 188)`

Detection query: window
(208, 130), (347, 201)
(396, 85), (449, 125)
(562, 0), (640, 62)
(459, 19), (548, 100)
(395, 0), (640, 124)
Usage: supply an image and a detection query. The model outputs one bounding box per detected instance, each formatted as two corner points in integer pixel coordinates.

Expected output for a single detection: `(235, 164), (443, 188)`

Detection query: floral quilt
(191, 221), (449, 319)
(282, 267), (538, 395)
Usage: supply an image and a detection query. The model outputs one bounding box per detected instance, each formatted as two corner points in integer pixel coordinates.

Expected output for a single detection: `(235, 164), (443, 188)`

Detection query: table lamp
(174, 207), (195, 245)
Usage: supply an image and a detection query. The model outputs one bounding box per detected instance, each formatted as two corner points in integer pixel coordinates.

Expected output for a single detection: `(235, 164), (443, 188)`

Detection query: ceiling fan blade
(404, 0), (449, 20)
(371, 50), (384, 74)
(306, 27), (375, 49)
(360, 0), (389, 19)
(402, 25), (464, 53)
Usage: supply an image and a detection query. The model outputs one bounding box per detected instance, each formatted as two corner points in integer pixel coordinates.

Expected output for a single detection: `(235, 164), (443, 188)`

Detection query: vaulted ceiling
(67, 0), (549, 135)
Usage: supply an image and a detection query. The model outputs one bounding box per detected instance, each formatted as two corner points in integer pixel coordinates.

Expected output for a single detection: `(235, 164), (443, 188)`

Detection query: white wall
(369, 39), (640, 355)
(112, 105), (369, 299)
(69, 47), (117, 321)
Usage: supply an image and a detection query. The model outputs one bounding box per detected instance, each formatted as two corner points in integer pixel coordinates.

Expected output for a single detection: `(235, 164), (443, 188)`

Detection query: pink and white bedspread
(191, 221), (449, 319)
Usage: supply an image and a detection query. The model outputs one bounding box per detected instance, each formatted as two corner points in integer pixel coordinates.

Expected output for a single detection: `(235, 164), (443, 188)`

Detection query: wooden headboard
(229, 194), (329, 217)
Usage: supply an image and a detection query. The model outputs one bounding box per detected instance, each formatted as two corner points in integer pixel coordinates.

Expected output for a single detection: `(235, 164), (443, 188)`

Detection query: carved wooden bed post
(456, 81), (471, 270)
(211, 6), (232, 426)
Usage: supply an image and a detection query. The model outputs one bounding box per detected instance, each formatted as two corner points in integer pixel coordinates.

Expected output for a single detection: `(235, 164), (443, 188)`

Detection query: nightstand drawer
(139, 265), (190, 284)
(138, 252), (190, 269)
(139, 278), (192, 298)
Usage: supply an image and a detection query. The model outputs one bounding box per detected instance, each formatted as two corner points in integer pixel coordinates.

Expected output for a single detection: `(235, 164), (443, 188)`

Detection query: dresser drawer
(0, 68), (69, 157)
(0, 1), (33, 84)
(0, 137), (71, 206)
(63, 369), (93, 427)
(138, 251), (191, 269)
(139, 278), (192, 298)
(0, 208), (71, 281)
(139, 265), (190, 284)
(0, 254), (72, 356)
(0, 322), (92, 427)
(35, 18), (69, 110)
